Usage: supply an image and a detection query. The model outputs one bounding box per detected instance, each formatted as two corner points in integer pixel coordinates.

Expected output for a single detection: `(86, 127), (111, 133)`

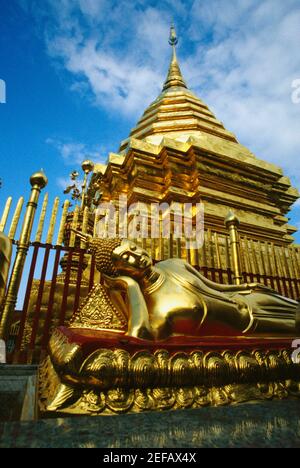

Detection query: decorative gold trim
(48, 328), (82, 372)
(47, 330), (300, 389)
(39, 355), (300, 415)
(69, 283), (127, 332)
(39, 329), (300, 416)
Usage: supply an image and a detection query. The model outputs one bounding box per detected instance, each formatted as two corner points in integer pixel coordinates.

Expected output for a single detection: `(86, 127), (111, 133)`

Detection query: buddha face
(112, 240), (152, 278)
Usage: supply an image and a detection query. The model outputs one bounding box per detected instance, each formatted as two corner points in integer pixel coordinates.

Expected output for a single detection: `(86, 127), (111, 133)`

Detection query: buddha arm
(105, 276), (153, 340)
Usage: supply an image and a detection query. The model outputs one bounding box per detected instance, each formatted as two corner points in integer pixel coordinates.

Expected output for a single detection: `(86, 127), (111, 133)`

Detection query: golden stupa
(89, 25), (299, 247)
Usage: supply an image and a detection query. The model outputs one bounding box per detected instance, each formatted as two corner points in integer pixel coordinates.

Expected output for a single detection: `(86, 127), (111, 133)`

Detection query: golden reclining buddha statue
(40, 232), (300, 415)
(72, 232), (300, 340)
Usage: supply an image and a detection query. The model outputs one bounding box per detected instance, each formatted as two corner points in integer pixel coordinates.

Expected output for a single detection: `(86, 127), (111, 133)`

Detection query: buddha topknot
(89, 237), (122, 277)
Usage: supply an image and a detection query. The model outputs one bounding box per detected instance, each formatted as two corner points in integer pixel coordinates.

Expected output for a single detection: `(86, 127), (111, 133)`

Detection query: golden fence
(132, 233), (300, 299)
(0, 182), (299, 363)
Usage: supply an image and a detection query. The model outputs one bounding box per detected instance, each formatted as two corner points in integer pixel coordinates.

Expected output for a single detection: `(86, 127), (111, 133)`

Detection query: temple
(0, 27), (299, 419)
(89, 25), (299, 247)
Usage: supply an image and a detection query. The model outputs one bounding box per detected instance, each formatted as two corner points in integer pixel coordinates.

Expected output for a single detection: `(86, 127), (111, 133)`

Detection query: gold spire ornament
(81, 159), (94, 210)
(63, 160), (94, 210)
(163, 24), (187, 90)
(169, 23), (178, 46)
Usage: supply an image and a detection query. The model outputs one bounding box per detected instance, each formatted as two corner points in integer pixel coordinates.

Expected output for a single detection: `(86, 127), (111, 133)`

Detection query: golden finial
(163, 24), (187, 91)
(81, 159), (94, 210)
(30, 170), (48, 189)
(63, 160), (94, 209)
(81, 160), (94, 174)
(224, 210), (240, 228)
(169, 23), (178, 47)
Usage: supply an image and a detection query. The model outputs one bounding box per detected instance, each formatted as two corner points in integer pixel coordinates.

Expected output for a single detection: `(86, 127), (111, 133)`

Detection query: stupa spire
(163, 24), (187, 91)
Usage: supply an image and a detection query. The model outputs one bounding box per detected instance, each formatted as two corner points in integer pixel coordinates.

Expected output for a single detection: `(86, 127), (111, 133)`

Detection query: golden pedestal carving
(39, 328), (300, 416)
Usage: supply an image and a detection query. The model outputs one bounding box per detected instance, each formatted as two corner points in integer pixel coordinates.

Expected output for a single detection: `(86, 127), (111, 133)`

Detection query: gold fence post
(225, 211), (242, 285)
(81, 160), (94, 210)
(0, 171), (48, 340)
(0, 197), (12, 232)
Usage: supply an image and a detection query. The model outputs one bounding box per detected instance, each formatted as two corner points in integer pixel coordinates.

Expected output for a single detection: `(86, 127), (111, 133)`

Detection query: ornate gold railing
(0, 180), (299, 364)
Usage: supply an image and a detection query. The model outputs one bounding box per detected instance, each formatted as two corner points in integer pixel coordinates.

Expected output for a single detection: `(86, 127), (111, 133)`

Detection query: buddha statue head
(112, 240), (152, 279)
(88, 237), (152, 279)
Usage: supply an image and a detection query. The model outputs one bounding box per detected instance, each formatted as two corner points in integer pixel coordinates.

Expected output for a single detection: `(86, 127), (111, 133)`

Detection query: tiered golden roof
(90, 26), (299, 245)
(120, 28), (237, 150)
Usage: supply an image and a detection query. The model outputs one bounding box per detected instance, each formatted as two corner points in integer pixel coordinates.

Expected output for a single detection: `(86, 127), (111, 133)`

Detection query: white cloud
(184, 0), (300, 193)
(78, 0), (107, 19)
(46, 138), (106, 165)
(44, 3), (169, 116)
(50, 38), (163, 114)
(21, 0), (300, 198)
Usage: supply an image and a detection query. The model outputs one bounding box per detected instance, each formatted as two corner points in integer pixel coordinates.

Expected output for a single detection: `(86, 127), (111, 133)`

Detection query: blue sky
(0, 0), (300, 242)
